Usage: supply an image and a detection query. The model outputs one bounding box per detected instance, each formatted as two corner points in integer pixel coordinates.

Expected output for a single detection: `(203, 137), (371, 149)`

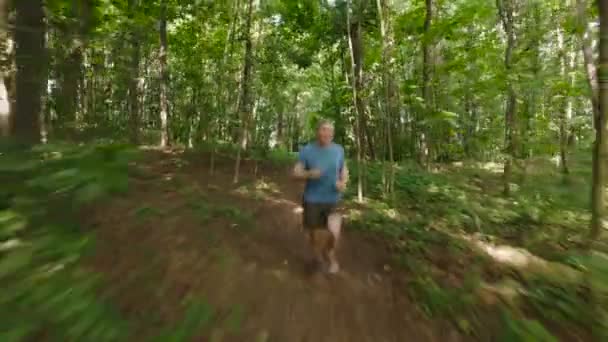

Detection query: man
(293, 120), (348, 274)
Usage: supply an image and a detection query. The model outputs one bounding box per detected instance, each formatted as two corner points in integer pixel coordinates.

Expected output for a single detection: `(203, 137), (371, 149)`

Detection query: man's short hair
(316, 120), (334, 131)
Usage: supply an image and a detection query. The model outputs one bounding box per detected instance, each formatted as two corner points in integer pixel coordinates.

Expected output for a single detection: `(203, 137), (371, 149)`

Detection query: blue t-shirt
(298, 142), (345, 204)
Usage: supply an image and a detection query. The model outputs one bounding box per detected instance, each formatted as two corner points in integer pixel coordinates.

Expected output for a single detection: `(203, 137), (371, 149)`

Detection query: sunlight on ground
(456, 232), (582, 285)
(138, 146), (185, 155)
(253, 179), (281, 194)
(345, 208), (363, 220)
(265, 197), (300, 208)
(382, 208), (399, 219)
(476, 241), (534, 268)
(455, 232), (536, 268)
(0, 238), (21, 251)
(469, 161), (504, 174)
(232, 182), (301, 213)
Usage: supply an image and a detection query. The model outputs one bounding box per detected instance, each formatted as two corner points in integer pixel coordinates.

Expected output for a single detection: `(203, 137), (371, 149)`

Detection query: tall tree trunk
(567, 48), (577, 147)
(159, 0), (169, 147)
(347, 0), (364, 202)
(56, 1), (92, 126)
(590, 0), (608, 242)
(421, 0), (433, 167)
(13, 0), (45, 145)
(558, 29), (570, 174)
(577, 0), (600, 120)
(497, 0), (518, 196)
(277, 107), (284, 148)
(128, 0), (140, 144)
(233, 0), (254, 183)
(0, 0), (13, 137)
(57, 49), (82, 124)
(377, 0), (395, 194)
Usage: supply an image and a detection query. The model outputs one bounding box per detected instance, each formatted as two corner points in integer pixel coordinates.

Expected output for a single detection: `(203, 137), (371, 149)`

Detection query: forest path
(87, 149), (460, 341)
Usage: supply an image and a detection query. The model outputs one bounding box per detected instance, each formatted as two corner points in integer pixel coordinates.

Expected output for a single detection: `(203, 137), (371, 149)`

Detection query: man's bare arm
(339, 161), (349, 184)
(293, 161), (321, 180)
(336, 161), (348, 192)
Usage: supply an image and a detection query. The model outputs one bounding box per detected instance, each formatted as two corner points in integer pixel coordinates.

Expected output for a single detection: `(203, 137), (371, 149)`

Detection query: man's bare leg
(326, 213), (342, 273)
(308, 229), (327, 270)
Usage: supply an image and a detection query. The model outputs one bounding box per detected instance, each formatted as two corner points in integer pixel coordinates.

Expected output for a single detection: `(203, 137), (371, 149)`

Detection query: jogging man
(293, 120), (348, 274)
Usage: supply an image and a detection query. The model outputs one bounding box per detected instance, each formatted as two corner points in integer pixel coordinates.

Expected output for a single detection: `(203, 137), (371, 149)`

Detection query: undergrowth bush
(0, 142), (137, 341)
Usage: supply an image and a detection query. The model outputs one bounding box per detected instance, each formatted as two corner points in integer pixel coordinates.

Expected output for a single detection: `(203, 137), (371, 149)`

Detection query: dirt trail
(87, 150), (460, 341)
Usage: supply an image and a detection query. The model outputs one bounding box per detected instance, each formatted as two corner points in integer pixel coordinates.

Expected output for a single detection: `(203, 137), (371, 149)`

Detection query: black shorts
(302, 201), (338, 230)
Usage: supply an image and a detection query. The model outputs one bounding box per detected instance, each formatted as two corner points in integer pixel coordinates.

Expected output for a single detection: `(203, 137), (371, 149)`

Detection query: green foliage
(410, 275), (478, 319)
(153, 299), (215, 341)
(500, 311), (558, 342)
(0, 143), (137, 341)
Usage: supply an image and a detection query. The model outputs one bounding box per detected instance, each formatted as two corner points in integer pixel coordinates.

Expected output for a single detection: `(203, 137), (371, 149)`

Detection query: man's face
(317, 124), (334, 146)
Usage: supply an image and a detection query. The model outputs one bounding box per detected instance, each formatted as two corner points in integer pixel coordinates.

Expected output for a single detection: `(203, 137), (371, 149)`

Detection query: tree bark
(128, 0), (140, 144)
(233, 0), (254, 183)
(0, 0), (13, 137)
(13, 0), (45, 145)
(497, 0), (518, 196)
(377, 0), (395, 194)
(558, 29), (570, 174)
(347, 0), (364, 202)
(590, 0), (608, 242)
(577, 0), (600, 121)
(56, 1), (92, 125)
(420, 0), (433, 167)
(159, 0), (169, 147)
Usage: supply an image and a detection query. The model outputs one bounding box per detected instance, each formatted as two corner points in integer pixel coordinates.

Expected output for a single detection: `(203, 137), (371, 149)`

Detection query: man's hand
(293, 162), (322, 180)
(336, 180), (347, 192)
(307, 169), (322, 179)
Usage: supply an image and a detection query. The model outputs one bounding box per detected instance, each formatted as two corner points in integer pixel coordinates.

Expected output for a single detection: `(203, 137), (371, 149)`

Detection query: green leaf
(0, 247), (33, 279)
(0, 210), (27, 238)
(75, 183), (106, 204)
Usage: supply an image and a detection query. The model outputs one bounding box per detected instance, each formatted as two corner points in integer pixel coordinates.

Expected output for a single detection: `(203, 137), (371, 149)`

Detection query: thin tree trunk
(0, 0), (13, 137)
(577, 0), (600, 120)
(558, 29), (570, 174)
(377, 0), (395, 195)
(56, 1), (91, 126)
(347, 0), (364, 202)
(233, 0), (254, 184)
(421, 0), (433, 167)
(128, 4), (141, 144)
(590, 0), (608, 242)
(567, 48), (577, 147)
(227, 0), (241, 142)
(13, 0), (45, 145)
(497, 0), (518, 196)
(159, 0), (169, 147)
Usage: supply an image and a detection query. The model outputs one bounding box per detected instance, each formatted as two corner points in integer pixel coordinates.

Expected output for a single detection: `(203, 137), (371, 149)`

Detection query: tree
(590, 0), (608, 242)
(0, 0), (13, 137)
(577, 0), (599, 120)
(54, 0), (93, 125)
(233, 0), (255, 183)
(159, 0), (169, 147)
(497, 0), (519, 196)
(376, 0), (395, 194)
(421, 0), (433, 167)
(347, 0), (365, 202)
(128, 0), (141, 144)
(12, 0), (46, 145)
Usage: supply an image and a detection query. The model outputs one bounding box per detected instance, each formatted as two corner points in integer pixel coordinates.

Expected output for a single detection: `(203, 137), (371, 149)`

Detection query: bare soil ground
(84, 150), (466, 341)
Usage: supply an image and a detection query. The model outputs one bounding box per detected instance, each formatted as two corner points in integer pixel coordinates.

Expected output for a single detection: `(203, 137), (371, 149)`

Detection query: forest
(1, 0), (608, 341)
